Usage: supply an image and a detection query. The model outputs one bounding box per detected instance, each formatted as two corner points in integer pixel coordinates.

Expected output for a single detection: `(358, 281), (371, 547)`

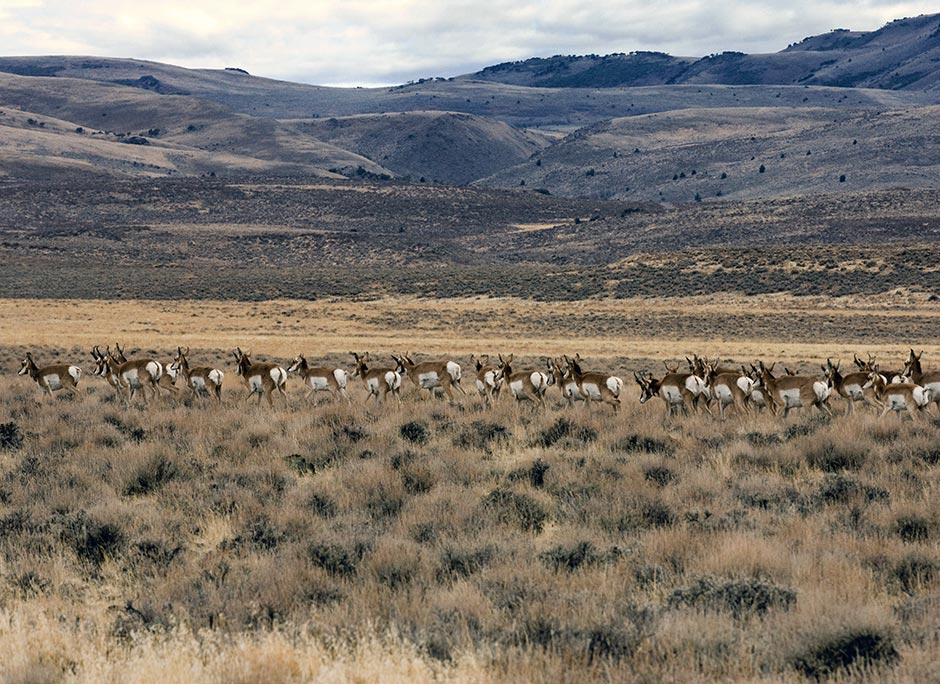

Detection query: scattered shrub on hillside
(308, 542), (359, 577)
(400, 421), (430, 445)
(481, 488), (548, 532)
(667, 576), (796, 619)
(438, 545), (495, 580)
(613, 434), (674, 455)
(793, 628), (898, 680)
(644, 465), (677, 487)
(892, 554), (937, 594)
(123, 454), (179, 496)
(58, 512), (126, 569)
(815, 474), (859, 504)
(895, 514), (929, 543)
(285, 453), (315, 475)
(307, 492), (337, 518)
(540, 541), (602, 572)
(534, 418), (596, 448)
(454, 420), (511, 451)
(0, 422), (23, 450)
(804, 441), (868, 472)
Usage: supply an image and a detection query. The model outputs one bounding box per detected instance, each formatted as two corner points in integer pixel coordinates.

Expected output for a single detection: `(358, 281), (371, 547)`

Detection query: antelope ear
(633, 371), (644, 386)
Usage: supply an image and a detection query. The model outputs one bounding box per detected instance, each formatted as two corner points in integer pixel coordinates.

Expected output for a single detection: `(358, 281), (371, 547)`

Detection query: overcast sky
(0, 1), (937, 86)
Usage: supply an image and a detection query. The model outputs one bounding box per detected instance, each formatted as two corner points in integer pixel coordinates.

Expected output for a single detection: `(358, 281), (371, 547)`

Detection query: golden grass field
(4, 295), (940, 365)
(3, 296), (940, 683)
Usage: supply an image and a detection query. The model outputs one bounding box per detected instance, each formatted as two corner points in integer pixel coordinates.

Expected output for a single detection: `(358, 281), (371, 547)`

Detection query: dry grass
(3, 296), (940, 364)
(3, 332), (940, 682)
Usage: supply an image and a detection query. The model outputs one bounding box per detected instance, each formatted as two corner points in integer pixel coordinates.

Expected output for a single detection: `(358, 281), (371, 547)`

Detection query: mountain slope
(294, 111), (552, 184)
(479, 106), (940, 202)
(462, 13), (940, 90)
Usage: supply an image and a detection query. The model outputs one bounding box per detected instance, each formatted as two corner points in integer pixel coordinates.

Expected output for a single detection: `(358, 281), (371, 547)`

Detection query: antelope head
(494, 354), (513, 383)
(17, 352), (35, 376)
(633, 370), (659, 403)
(350, 351), (369, 377)
(287, 354), (307, 375)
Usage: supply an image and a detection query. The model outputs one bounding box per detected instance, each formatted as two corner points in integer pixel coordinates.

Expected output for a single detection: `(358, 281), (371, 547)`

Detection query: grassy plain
(2, 296), (940, 682)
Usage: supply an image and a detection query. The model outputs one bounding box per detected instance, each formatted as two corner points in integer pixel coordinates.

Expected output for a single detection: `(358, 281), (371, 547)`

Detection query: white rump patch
(607, 376), (623, 397)
(209, 369), (224, 385)
(146, 361), (163, 381)
(813, 381), (831, 402)
(270, 367), (287, 386)
(385, 371), (402, 390)
(446, 361), (461, 382)
(68, 366), (82, 382)
(333, 369), (348, 387)
(661, 385), (684, 405)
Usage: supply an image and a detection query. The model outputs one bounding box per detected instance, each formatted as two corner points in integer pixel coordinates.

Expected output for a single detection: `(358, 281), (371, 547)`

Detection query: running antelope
(494, 354), (552, 407)
(18, 352), (82, 398)
(703, 363), (749, 417)
(105, 348), (164, 403)
(233, 348), (287, 406)
(565, 354), (623, 412)
(902, 350), (940, 415)
(351, 352), (402, 404)
(171, 347), (224, 402)
(633, 369), (698, 417)
(91, 345), (124, 394)
(864, 371), (932, 420)
(548, 357), (583, 407)
(393, 354), (465, 400)
(471, 355), (501, 407)
(287, 354), (351, 404)
(855, 353), (906, 384)
(756, 362), (832, 418)
(823, 358), (881, 415)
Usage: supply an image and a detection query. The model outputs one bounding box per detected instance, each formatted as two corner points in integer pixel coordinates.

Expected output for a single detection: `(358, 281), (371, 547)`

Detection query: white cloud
(0, 0), (937, 85)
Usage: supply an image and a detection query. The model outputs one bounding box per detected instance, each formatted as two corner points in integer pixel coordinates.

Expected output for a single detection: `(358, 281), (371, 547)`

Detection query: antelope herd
(12, 346), (940, 420)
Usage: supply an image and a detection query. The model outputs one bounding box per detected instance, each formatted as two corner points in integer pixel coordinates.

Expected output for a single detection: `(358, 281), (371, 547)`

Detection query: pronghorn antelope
(171, 347), (224, 402)
(471, 355), (501, 407)
(105, 347), (164, 403)
(823, 358), (881, 415)
(756, 362), (832, 417)
(742, 365), (770, 412)
(902, 350), (940, 414)
(565, 354), (623, 412)
(233, 348), (287, 406)
(633, 369), (702, 416)
(703, 363), (749, 417)
(855, 353), (906, 384)
(548, 357), (583, 407)
(665, 361), (711, 412)
(18, 352), (82, 398)
(350, 352), (402, 404)
(158, 358), (181, 396)
(91, 345), (124, 394)
(494, 354), (552, 407)
(864, 370), (932, 420)
(287, 354), (351, 404)
(393, 354), (465, 400)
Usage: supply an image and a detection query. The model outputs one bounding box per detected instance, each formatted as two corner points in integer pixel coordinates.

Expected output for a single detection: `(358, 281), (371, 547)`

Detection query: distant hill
(2, 13), (940, 196)
(480, 105), (940, 202)
(463, 14), (940, 90)
(295, 111), (552, 184)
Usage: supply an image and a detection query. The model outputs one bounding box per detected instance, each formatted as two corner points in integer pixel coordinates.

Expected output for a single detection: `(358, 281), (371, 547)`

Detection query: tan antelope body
(824, 359), (881, 415)
(471, 355), (501, 407)
(233, 348), (287, 406)
(91, 345), (125, 394)
(105, 350), (164, 403)
(903, 350), (940, 415)
(351, 352), (402, 404)
(172, 347), (224, 402)
(706, 366), (749, 417)
(634, 371), (700, 416)
(288, 354), (350, 404)
(864, 371), (932, 420)
(566, 354), (623, 412)
(394, 354), (465, 400)
(495, 354), (552, 407)
(18, 352), (82, 398)
(758, 363), (831, 417)
(548, 358), (583, 407)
